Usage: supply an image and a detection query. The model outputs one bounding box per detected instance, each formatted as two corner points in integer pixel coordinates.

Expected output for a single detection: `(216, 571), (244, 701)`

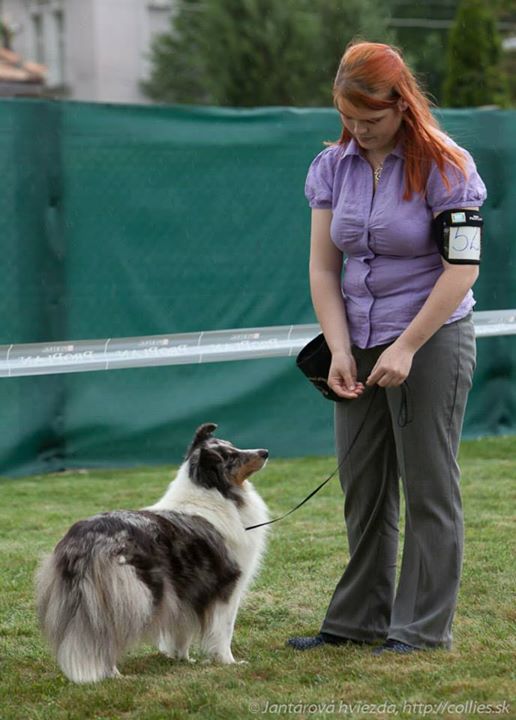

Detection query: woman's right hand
(328, 350), (365, 399)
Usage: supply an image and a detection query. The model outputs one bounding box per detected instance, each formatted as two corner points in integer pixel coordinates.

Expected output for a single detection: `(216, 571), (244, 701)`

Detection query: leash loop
(398, 380), (413, 428)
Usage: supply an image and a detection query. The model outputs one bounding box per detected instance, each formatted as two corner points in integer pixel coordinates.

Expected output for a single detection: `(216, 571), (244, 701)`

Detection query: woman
(288, 41), (486, 654)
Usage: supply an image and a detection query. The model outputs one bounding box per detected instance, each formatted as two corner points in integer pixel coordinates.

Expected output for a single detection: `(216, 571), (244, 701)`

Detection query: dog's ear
(188, 446), (227, 491)
(186, 423), (218, 458)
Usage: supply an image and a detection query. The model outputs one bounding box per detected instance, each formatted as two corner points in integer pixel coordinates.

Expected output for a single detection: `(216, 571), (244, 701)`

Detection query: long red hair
(331, 41), (468, 200)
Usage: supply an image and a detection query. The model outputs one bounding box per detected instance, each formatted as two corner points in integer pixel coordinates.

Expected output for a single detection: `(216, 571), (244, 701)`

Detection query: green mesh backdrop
(0, 99), (514, 477)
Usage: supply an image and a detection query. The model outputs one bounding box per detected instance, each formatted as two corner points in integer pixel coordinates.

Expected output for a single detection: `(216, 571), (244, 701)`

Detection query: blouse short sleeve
(304, 146), (338, 209)
(426, 145), (487, 215)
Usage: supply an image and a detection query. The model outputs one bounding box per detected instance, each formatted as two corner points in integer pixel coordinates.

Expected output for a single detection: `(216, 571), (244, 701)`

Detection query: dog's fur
(35, 423), (269, 683)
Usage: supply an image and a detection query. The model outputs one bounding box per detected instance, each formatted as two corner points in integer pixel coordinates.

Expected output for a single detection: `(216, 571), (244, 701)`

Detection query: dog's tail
(35, 550), (155, 683)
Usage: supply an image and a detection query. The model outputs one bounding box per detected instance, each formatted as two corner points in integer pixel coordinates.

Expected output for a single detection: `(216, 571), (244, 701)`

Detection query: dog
(35, 423), (269, 683)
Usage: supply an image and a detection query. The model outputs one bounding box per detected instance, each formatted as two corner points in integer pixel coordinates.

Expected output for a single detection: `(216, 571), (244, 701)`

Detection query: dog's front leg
(201, 596), (245, 664)
(157, 629), (196, 663)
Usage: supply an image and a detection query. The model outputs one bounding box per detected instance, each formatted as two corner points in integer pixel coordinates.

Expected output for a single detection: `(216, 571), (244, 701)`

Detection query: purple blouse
(305, 136), (487, 349)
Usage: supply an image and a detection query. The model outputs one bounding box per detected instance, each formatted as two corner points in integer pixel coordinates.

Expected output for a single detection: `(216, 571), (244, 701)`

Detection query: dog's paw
(217, 656), (249, 665)
(171, 654), (196, 663)
(202, 655), (238, 665)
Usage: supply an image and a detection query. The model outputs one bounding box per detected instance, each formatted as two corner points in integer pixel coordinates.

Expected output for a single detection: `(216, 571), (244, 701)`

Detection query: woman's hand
(366, 341), (414, 388)
(328, 350), (365, 399)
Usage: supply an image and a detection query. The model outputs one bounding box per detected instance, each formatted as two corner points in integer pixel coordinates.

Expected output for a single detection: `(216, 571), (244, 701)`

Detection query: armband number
(432, 209), (483, 265)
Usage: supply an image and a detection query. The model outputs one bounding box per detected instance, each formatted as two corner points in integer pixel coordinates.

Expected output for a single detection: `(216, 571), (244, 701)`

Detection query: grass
(0, 437), (515, 720)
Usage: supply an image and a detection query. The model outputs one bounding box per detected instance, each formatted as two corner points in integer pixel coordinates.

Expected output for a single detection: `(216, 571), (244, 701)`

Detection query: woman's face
(338, 99), (407, 154)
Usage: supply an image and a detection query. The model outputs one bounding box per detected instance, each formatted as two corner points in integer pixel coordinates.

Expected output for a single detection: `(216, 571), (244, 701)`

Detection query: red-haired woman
(288, 41), (486, 654)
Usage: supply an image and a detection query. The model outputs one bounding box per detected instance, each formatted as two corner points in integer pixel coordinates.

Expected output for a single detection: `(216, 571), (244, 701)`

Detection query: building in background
(0, 0), (174, 103)
(0, 44), (46, 96)
(0, 13), (47, 97)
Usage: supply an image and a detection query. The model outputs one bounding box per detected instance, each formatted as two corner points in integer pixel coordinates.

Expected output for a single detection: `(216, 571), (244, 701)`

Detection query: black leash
(245, 381), (413, 531)
(398, 380), (414, 427)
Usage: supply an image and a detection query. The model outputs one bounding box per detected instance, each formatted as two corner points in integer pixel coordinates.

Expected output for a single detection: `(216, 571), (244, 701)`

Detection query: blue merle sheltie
(35, 423), (269, 683)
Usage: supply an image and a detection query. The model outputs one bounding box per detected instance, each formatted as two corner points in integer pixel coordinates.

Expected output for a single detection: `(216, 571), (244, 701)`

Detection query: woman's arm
(366, 209), (480, 388)
(393, 262), (478, 353)
(309, 209), (364, 398)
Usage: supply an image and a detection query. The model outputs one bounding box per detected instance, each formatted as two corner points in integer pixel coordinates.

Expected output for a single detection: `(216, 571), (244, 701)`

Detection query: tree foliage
(442, 0), (510, 107)
(142, 0), (391, 107)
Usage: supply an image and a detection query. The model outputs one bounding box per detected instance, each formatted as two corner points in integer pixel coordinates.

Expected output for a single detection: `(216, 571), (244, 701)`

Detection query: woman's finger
(328, 376), (365, 398)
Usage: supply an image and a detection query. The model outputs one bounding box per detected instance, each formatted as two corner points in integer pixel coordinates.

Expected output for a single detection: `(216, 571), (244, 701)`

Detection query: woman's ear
(397, 98), (409, 112)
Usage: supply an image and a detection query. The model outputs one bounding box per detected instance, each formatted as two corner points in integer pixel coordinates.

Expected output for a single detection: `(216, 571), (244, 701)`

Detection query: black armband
(432, 209), (483, 265)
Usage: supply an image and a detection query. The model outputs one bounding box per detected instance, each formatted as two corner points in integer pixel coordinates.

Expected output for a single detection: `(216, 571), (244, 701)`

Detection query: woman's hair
(332, 40), (468, 199)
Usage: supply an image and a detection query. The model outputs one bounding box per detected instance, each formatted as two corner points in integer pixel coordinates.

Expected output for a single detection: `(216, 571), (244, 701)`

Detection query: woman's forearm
(396, 265), (479, 354)
(310, 269), (352, 355)
(366, 265), (478, 388)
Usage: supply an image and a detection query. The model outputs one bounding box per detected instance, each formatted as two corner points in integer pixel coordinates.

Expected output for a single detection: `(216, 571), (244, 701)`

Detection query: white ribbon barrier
(1, 309), (515, 378)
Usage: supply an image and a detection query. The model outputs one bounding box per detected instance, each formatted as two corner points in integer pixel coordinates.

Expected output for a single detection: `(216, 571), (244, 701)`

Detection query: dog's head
(186, 423), (269, 503)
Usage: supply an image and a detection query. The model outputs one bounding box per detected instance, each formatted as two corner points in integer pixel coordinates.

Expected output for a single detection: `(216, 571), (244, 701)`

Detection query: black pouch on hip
(296, 333), (342, 402)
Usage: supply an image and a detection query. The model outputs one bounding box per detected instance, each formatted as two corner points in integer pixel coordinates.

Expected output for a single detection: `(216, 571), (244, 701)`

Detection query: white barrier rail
(1, 309), (515, 378)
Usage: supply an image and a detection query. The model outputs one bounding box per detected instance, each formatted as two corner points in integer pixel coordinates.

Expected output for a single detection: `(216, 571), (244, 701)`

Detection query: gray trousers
(320, 314), (476, 649)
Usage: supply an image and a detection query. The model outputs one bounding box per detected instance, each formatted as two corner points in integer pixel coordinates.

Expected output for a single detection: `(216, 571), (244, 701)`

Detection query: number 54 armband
(432, 209), (483, 265)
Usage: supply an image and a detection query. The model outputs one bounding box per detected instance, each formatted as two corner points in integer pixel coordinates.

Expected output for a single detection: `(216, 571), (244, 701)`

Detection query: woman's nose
(353, 122), (368, 135)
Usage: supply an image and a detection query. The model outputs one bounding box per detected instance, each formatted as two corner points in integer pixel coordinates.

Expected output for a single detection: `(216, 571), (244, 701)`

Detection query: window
(53, 9), (65, 85)
(32, 13), (44, 64)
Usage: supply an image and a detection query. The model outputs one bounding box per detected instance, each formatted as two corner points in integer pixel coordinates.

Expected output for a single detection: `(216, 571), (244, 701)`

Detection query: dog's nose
(258, 450), (269, 459)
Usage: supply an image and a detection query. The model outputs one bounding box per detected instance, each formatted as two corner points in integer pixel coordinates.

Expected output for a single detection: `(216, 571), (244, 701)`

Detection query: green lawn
(0, 437), (514, 720)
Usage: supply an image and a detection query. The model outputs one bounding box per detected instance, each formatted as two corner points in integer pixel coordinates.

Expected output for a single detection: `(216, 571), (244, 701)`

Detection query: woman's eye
(342, 116), (379, 124)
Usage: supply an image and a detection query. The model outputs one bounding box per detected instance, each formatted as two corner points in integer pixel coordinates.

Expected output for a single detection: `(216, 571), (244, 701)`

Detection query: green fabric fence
(0, 99), (514, 477)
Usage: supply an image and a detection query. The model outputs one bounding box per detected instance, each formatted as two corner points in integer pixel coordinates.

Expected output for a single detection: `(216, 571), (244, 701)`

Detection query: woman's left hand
(366, 341), (414, 388)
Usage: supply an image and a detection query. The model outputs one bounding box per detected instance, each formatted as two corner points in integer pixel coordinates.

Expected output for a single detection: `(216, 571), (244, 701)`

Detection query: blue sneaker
(372, 638), (418, 655)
